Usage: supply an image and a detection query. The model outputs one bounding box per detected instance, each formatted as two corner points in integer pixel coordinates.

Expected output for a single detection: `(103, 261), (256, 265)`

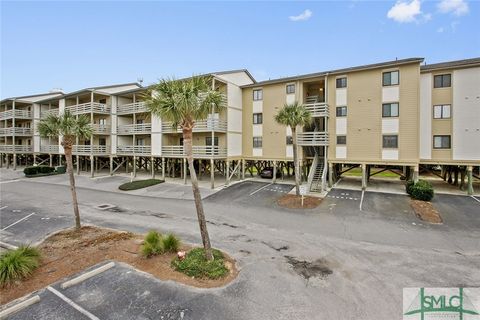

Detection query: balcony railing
(40, 145), (59, 153)
(117, 145), (152, 155)
(91, 124), (111, 134)
(162, 145), (227, 158)
(40, 109), (59, 118)
(162, 119), (227, 133)
(304, 102), (329, 117)
(73, 145), (110, 154)
(0, 127), (33, 136)
(117, 123), (152, 135)
(117, 102), (148, 115)
(0, 145), (33, 153)
(297, 132), (329, 146)
(65, 102), (110, 115)
(0, 109), (33, 120)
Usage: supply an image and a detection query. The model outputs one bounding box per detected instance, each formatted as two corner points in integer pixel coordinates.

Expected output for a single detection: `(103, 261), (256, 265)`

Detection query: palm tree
(38, 111), (92, 231)
(145, 76), (225, 261)
(275, 102), (311, 196)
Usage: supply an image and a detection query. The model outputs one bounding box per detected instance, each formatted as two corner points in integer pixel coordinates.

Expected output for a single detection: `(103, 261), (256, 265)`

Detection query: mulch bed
(0, 226), (237, 305)
(410, 200), (443, 224)
(277, 194), (322, 209)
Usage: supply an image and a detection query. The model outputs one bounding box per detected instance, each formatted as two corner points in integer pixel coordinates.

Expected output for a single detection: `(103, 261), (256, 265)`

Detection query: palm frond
(275, 101), (311, 129)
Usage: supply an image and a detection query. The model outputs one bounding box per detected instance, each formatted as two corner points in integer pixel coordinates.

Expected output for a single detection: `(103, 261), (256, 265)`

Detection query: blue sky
(1, 0), (479, 98)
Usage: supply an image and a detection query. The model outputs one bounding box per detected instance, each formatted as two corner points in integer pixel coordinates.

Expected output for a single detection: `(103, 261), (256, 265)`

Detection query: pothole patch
(95, 204), (117, 211)
(262, 241), (289, 252)
(285, 256), (333, 280)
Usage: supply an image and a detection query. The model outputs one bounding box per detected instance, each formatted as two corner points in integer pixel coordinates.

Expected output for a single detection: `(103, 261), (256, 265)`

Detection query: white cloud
(438, 0), (469, 16)
(437, 27), (445, 32)
(289, 9), (312, 22)
(387, 0), (423, 23)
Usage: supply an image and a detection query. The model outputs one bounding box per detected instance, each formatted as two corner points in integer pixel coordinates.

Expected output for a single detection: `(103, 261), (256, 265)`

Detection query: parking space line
(62, 262), (115, 289)
(471, 196), (480, 203)
(1, 212), (36, 231)
(0, 205), (8, 210)
(249, 183), (272, 196)
(359, 190), (365, 211)
(0, 295), (40, 318)
(47, 286), (100, 320)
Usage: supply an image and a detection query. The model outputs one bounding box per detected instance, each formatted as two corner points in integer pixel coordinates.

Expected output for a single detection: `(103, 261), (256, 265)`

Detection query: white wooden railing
(297, 132), (329, 146)
(0, 145), (33, 152)
(162, 119), (227, 133)
(0, 109), (33, 120)
(41, 109), (59, 118)
(91, 124), (111, 134)
(117, 102), (148, 115)
(40, 145), (59, 153)
(117, 145), (152, 155)
(65, 102), (110, 115)
(304, 102), (329, 117)
(117, 123), (152, 134)
(0, 127), (33, 135)
(73, 145), (109, 154)
(161, 145), (227, 157)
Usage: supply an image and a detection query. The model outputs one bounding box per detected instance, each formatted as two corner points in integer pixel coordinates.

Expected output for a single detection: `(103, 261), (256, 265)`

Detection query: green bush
(405, 180), (415, 195)
(23, 166), (39, 175)
(162, 234), (181, 253)
(171, 248), (228, 279)
(141, 231), (164, 257)
(119, 179), (164, 191)
(0, 246), (41, 287)
(38, 165), (55, 174)
(410, 180), (434, 201)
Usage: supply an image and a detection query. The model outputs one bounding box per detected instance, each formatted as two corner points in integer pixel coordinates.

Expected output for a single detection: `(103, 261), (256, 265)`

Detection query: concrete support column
(13, 154), (17, 170)
(183, 158), (187, 185)
(90, 155), (94, 178)
(210, 159), (215, 189)
(109, 156), (113, 176)
(413, 164), (419, 183)
(133, 156), (137, 178)
(76, 155), (80, 175)
(241, 159), (245, 180)
(0, 154), (3, 168)
(151, 157), (155, 178)
(225, 160), (230, 186)
(6, 154), (10, 169)
(328, 162), (333, 187)
(33, 154), (36, 165)
(361, 163), (367, 190)
(161, 157), (165, 180)
(49, 154), (53, 167)
(272, 160), (277, 184)
(467, 166), (474, 196)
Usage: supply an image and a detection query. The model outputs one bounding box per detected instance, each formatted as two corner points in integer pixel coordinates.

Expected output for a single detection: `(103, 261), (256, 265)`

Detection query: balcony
(0, 110), (33, 120)
(161, 145), (227, 158)
(304, 102), (329, 117)
(0, 127), (33, 136)
(117, 123), (152, 135)
(65, 102), (110, 115)
(297, 132), (329, 146)
(91, 124), (111, 135)
(162, 119), (227, 133)
(40, 109), (59, 118)
(40, 145), (59, 153)
(73, 145), (110, 155)
(117, 145), (152, 155)
(117, 102), (148, 115)
(0, 145), (33, 153)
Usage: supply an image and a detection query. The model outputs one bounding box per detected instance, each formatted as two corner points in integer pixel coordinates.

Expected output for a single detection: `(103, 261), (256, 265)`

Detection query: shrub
(171, 248), (228, 279)
(38, 165), (55, 174)
(162, 234), (181, 253)
(405, 180), (415, 195)
(23, 166), (39, 176)
(141, 230), (164, 257)
(0, 246), (41, 286)
(410, 180), (434, 201)
(119, 179), (164, 191)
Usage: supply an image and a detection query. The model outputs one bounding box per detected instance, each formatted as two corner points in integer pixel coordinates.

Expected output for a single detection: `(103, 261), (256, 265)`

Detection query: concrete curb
(0, 295), (40, 319)
(61, 262), (115, 289)
(0, 241), (18, 250)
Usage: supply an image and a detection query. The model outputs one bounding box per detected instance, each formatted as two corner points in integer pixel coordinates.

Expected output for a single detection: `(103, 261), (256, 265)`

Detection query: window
(253, 89), (263, 101)
(383, 71), (399, 86)
(136, 119), (144, 124)
(253, 113), (263, 124)
(253, 137), (262, 148)
(433, 135), (451, 149)
(336, 136), (346, 145)
(286, 136), (293, 145)
(434, 74), (451, 88)
(98, 118), (107, 125)
(433, 105), (451, 119)
(99, 138), (107, 146)
(286, 84), (295, 94)
(136, 138), (144, 146)
(383, 135), (398, 148)
(205, 136), (219, 146)
(336, 77), (347, 88)
(99, 98), (107, 104)
(382, 103), (399, 117)
(336, 106), (347, 117)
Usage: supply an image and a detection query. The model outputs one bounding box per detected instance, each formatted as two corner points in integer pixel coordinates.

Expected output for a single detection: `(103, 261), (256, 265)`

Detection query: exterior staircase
(310, 155), (324, 192)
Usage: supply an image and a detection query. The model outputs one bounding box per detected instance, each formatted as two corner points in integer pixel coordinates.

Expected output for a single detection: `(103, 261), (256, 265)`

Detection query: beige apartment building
(1, 58), (479, 194)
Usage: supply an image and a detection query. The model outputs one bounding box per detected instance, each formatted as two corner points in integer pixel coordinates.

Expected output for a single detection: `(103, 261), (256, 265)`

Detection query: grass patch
(119, 179), (164, 191)
(141, 231), (164, 257)
(162, 234), (181, 253)
(0, 246), (41, 287)
(172, 248), (228, 279)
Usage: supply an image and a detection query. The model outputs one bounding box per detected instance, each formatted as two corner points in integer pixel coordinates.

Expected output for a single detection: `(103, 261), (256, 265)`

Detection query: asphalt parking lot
(3, 261), (230, 320)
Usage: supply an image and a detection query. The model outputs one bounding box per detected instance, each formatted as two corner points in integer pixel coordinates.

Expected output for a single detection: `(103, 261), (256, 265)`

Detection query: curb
(61, 262), (115, 289)
(0, 295), (40, 319)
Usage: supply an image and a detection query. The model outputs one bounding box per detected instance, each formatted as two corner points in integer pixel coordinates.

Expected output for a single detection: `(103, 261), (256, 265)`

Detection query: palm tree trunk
(183, 127), (214, 261)
(64, 144), (81, 230)
(292, 128), (301, 196)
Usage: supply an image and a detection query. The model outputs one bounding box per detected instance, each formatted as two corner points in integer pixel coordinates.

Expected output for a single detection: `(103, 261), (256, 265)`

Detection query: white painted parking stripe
(249, 183), (272, 196)
(1, 212), (36, 231)
(47, 286), (100, 320)
(0, 295), (40, 318)
(471, 196), (480, 203)
(359, 190), (365, 211)
(0, 206), (8, 210)
(62, 262), (115, 289)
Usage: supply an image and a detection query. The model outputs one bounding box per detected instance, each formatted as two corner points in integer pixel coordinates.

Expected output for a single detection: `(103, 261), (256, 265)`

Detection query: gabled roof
(61, 82), (142, 98)
(1, 92), (63, 104)
(242, 57), (424, 88)
(420, 57), (480, 72)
